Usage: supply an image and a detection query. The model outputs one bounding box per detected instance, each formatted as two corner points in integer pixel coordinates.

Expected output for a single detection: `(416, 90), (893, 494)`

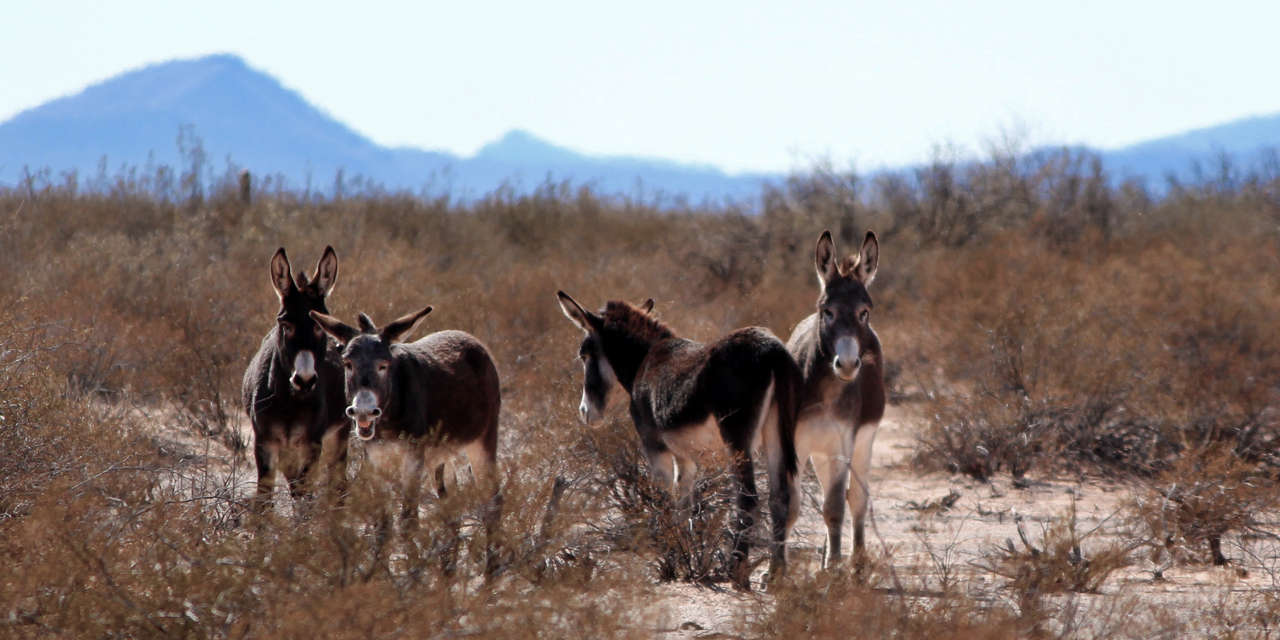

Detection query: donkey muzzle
(346, 390), (381, 440)
(290, 372), (316, 392)
(289, 351), (318, 392)
(832, 337), (861, 382)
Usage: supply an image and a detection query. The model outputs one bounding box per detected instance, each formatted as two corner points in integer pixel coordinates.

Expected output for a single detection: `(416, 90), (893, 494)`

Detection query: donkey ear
(312, 246), (338, 297)
(381, 306), (432, 343)
(640, 298), (655, 314)
(269, 248), (296, 300)
(310, 311), (358, 346)
(814, 230), (838, 288)
(557, 291), (596, 333)
(856, 231), (879, 285)
(357, 313), (377, 333)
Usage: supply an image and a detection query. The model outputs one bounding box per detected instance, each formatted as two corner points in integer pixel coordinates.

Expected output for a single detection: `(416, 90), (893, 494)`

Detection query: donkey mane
(602, 301), (674, 342)
(837, 254), (861, 277)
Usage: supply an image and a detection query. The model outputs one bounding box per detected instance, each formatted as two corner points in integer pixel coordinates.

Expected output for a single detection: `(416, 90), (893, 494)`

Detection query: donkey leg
(1210, 536), (1229, 566)
(286, 443), (321, 504)
(764, 445), (794, 582)
(761, 409), (794, 582)
(729, 453), (759, 590)
(433, 462), (450, 499)
(400, 450), (426, 528)
(252, 439), (277, 515)
(673, 453), (698, 506)
(463, 438), (500, 492)
(645, 447), (677, 495)
(320, 426), (350, 506)
(846, 423), (879, 561)
(464, 438), (504, 579)
(419, 449), (463, 575)
(812, 452), (851, 569)
(784, 427), (812, 539)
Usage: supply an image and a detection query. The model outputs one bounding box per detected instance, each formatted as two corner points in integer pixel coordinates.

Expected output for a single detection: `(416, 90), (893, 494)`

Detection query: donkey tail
(768, 347), (802, 478)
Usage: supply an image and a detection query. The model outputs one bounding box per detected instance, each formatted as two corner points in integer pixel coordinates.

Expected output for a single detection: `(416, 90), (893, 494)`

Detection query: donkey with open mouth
(786, 230), (885, 568)
(310, 306), (501, 528)
(242, 246), (349, 511)
(557, 292), (801, 589)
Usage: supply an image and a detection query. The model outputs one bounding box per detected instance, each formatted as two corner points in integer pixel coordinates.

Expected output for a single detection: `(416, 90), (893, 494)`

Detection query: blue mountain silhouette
(2, 53), (1278, 198)
(0, 54), (770, 200)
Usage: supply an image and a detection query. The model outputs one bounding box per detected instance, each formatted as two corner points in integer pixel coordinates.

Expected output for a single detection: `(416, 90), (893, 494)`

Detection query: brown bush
(570, 414), (744, 585)
(1128, 448), (1278, 568)
(974, 499), (1134, 597)
(4, 142), (1280, 635)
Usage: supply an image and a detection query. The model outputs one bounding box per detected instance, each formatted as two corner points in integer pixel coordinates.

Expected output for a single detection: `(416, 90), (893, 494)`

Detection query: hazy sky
(6, 1), (1280, 174)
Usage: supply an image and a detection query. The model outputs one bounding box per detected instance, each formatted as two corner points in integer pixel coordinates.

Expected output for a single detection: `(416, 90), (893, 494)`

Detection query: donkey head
(813, 230), (879, 382)
(310, 306), (433, 441)
(556, 291), (654, 426)
(269, 246), (339, 394)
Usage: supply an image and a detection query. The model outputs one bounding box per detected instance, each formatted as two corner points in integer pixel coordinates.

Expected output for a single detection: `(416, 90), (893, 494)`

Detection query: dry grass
(3, 142), (1280, 636)
(974, 498), (1134, 596)
(1128, 448), (1279, 568)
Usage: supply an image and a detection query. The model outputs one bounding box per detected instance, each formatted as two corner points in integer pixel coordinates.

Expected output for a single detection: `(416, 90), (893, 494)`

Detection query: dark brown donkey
(310, 306), (501, 522)
(785, 230), (885, 568)
(242, 246), (348, 510)
(557, 292), (800, 588)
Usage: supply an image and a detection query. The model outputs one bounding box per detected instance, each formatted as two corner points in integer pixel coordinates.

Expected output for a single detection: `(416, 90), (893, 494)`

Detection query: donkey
(557, 292), (801, 588)
(785, 230), (885, 569)
(242, 246), (348, 511)
(310, 306), (501, 525)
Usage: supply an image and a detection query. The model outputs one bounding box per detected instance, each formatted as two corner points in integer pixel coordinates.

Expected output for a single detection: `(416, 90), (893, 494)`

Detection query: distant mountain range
(2, 53), (1279, 200)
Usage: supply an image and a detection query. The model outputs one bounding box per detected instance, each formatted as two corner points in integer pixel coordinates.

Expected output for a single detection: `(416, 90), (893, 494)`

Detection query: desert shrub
(1127, 448), (1278, 568)
(0, 339), (648, 638)
(754, 570), (1022, 639)
(2, 473), (647, 639)
(975, 500), (1133, 597)
(570, 415), (745, 585)
(912, 221), (1280, 481)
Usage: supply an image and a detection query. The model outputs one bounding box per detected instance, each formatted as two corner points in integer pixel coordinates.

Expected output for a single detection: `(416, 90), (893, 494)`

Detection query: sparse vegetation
(974, 499), (1134, 597)
(3, 139), (1280, 636)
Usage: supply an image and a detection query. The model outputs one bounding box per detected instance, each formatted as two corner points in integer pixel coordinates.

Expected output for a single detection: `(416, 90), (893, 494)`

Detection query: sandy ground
(649, 404), (1280, 638)
(138, 402), (1280, 638)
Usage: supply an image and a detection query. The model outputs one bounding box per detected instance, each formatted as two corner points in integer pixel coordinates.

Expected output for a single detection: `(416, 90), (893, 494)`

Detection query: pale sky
(5, 1), (1280, 174)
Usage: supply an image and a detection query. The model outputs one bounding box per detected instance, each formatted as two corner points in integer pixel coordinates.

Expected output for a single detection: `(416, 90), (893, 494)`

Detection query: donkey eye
(859, 309), (869, 324)
(313, 324), (325, 337)
(376, 362), (390, 375)
(280, 322), (295, 338)
(342, 359), (352, 370)
(821, 308), (835, 322)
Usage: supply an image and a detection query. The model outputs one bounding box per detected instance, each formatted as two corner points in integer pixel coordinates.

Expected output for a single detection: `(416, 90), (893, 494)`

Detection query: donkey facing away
(557, 292), (801, 589)
(242, 246), (349, 511)
(785, 230), (885, 569)
(310, 306), (501, 529)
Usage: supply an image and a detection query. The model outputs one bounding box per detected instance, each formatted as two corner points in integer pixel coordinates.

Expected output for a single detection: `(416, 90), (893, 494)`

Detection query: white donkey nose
(833, 355), (861, 370)
(832, 336), (861, 380)
(348, 389), (380, 418)
(289, 351), (317, 390)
